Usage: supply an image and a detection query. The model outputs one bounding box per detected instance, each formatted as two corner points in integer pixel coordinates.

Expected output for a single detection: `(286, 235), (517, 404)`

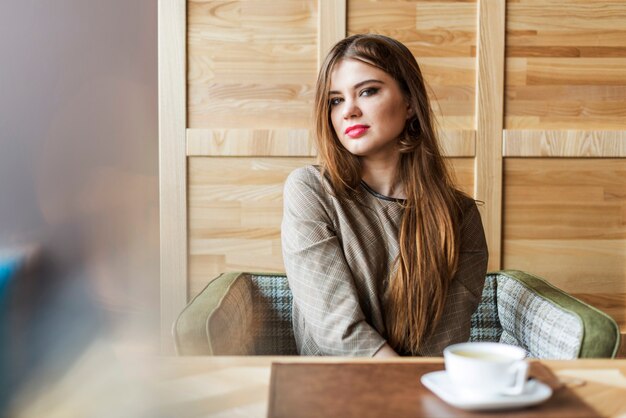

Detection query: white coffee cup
(443, 342), (529, 398)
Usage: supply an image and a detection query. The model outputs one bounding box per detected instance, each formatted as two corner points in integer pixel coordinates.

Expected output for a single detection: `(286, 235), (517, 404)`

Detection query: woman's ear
(406, 104), (414, 119)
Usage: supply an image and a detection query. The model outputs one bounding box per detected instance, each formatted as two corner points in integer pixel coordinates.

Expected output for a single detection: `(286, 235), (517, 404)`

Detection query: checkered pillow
(469, 274), (502, 342)
(250, 274), (298, 355)
(496, 274), (582, 359)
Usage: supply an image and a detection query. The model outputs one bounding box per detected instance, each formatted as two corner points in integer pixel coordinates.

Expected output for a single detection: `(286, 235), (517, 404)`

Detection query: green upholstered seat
(173, 270), (620, 358)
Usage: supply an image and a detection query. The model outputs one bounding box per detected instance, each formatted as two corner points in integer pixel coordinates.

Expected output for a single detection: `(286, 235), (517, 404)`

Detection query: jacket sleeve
(416, 199), (489, 356)
(281, 169), (387, 356)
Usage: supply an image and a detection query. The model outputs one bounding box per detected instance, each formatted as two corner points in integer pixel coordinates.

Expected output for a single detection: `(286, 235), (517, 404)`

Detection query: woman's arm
(282, 168), (387, 356)
(373, 343), (399, 358)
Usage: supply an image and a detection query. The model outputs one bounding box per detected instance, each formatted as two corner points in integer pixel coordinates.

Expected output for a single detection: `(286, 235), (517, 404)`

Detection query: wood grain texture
(505, 0), (626, 129)
(475, 0), (505, 270)
(187, 0), (318, 129)
(503, 159), (626, 329)
(449, 158), (475, 197)
(508, 2), (626, 33)
(438, 130), (476, 157)
(504, 130), (626, 157)
(186, 129), (317, 157)
(187, 157), (474, 297)
(187, 158), (310, 297)
(348, 0), (477, 129)
(159, 0), (187, 353)
(153, 357), (626, 416)
(186, 128), (476, 157)
(318, 0), (346, 68)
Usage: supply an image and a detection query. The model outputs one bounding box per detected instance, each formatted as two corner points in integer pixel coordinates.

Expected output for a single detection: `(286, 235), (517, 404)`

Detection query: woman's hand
(373, 343), (399, 358)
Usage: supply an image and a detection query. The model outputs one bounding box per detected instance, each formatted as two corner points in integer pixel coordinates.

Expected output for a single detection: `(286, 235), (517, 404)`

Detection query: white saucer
(420, 371), (553, 411)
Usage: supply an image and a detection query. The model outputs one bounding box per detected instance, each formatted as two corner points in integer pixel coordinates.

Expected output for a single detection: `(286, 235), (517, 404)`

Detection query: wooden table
(154, 356), (626, 418)
(8, 347), (626, 417)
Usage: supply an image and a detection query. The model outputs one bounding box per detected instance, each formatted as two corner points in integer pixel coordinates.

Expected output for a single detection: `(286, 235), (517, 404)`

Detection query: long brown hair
(314, 34), (463, 354)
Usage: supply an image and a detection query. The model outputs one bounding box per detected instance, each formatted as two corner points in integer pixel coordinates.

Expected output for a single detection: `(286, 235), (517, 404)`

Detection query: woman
(281, 34), (488, 357)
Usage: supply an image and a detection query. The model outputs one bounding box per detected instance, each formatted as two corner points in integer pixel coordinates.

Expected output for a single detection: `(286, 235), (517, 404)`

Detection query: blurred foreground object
(1, 247), (41, 411)
(0, 246), (103, 415)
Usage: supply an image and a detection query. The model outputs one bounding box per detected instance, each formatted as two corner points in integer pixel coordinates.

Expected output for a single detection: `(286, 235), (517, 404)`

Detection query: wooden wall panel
(161, 0), (626, 350)
(159, 0), (187, 353)
(187, 0), (318, 129)
(348, 0), (477, 129)
(449, 158), (475, 197)
(188, 157), (475, 297)
(503, 158), (626, 330)
(186, 128), (318, 157)
(319, 0), (347, 64)
(505, 0), (626, 129)
(187, 157), (312, 297)
(475, 0), (505, 270)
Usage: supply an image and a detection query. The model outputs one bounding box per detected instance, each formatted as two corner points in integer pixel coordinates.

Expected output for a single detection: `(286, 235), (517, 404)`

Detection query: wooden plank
(507, 85), (626, 101)
(186, 129), (476, 157)
(187, 129), (317, 157)
(507, 31), (626, 48)
(507, 1), (626, 32)
(504, 130), (626, 157)
(187, 0), (318, 129)
(526, 58), (626, 86)
(504, 2), (626, 130)
(438, 129), (476, 157)
(348, 1), (477, 56)
(504, 239), (626, 294)
(188, 81), (315, 129)
(474, 0), (505, 270)
(415, 57), (476, 85)
(158, 0), (187, 354)
(505, 116), (626, 130)
(506, 46), (626, 58)
(415, 2), (476, 32)
(318, 0), (346, 68)
(449, 158), (475, 198)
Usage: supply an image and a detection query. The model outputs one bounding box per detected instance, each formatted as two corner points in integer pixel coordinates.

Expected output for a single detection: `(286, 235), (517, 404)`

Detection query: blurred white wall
(0, 0), (159, 406)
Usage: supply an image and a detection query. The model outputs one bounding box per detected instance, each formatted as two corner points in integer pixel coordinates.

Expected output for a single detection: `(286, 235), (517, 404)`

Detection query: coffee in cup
(443, 342), (529, 398)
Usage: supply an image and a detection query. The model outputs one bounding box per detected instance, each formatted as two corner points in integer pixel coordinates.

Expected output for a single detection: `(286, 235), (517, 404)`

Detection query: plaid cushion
(496, 274), (582, 359)
(469, 274), (502, 342)
(250, 274), (298, 355)
(499, 329), (528, 356)
(179, 271), (605, 358)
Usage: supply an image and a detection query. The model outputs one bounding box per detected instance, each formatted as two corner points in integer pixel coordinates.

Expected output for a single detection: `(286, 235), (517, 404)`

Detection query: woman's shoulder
(453, 191), (488, 252)
(286, 164), (322, 184)
(454, 190), (478, 212)
(285, 165), (325, 192)
(452, 191), (484, 230)
(283, 165), (339, 220)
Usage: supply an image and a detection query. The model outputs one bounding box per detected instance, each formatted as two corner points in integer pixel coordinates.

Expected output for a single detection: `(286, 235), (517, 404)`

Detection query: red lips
(345, 124), (369, 138)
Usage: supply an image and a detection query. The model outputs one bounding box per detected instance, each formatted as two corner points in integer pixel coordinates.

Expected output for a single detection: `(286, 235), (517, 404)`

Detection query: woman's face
(329, 58), (412, 162)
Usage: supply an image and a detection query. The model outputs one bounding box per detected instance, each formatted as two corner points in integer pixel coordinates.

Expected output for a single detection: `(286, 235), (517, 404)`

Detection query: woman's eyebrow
(329, 79), (384, 95)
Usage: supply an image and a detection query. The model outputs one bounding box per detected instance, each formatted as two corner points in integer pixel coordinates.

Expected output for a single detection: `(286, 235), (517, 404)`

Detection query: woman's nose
(342, 99), (362, 119)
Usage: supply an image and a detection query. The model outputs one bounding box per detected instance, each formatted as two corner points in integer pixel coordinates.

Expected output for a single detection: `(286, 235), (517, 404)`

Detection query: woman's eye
(360, 87), (379, 97)
(329, 97), (343, 107)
